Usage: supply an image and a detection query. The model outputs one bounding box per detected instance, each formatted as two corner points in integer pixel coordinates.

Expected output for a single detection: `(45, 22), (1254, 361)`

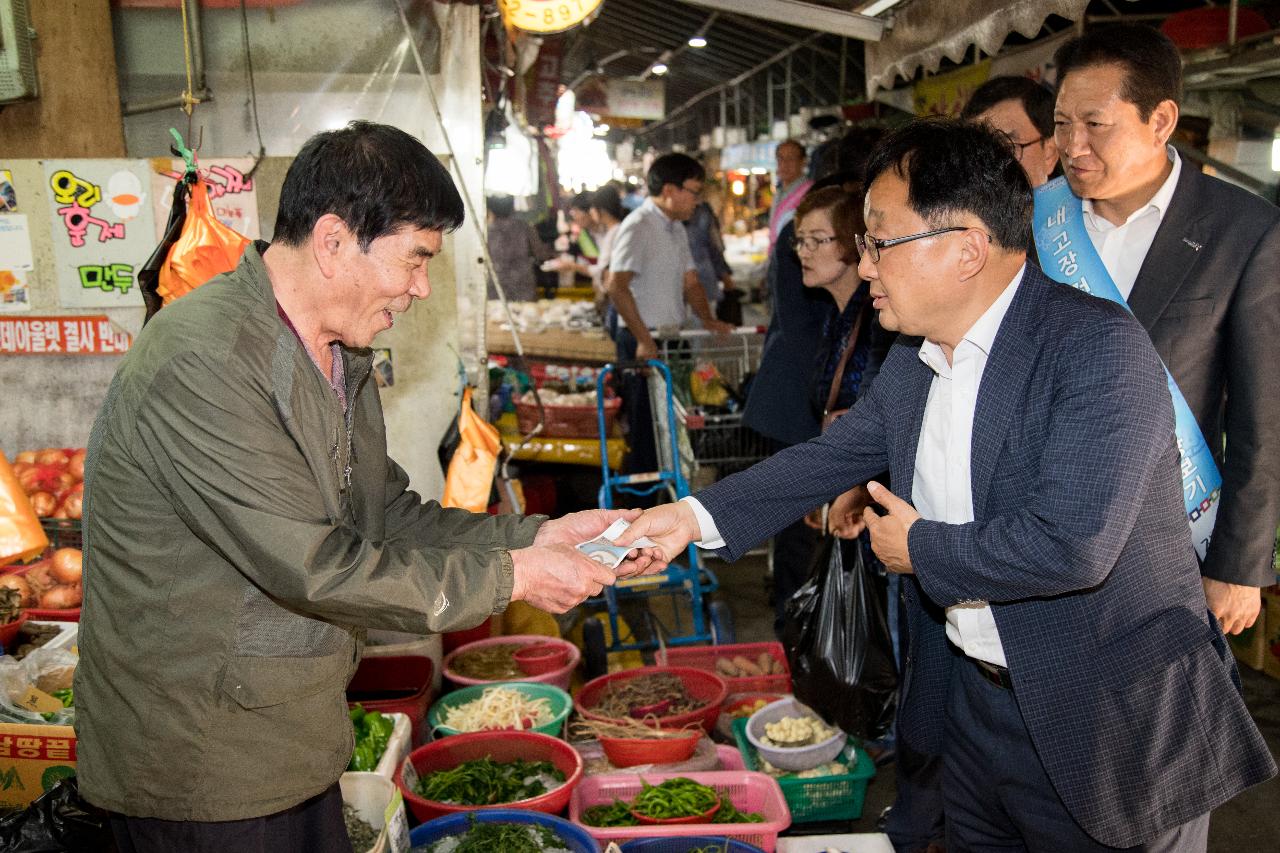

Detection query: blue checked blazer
(697, 263), (1276, 847)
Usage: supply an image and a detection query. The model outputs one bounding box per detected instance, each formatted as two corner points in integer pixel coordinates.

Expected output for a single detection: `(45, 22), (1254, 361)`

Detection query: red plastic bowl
(0, 611), (28, 653)
(514, 643), (570, 676)
(396, 730), (583, 822)
(575, 666), (729, 734)
(599, 729), (701, 768)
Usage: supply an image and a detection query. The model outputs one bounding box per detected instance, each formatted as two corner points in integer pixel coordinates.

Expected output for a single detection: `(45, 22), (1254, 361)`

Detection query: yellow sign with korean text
(914, 59), (992, 117)
(500, 0), (604, 34)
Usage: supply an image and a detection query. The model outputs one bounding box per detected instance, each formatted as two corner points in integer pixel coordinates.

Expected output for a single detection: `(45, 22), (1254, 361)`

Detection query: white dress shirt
(1082, 147), (1181, 300)
(685, 266), (1028, 668)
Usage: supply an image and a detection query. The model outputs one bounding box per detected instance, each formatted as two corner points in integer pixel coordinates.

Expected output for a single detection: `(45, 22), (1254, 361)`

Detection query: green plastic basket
(427, 681), (572, 738)
(731, 717), (875, 823)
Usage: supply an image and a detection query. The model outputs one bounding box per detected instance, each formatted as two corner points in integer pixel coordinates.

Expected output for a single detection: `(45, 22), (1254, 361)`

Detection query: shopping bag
(155, 176), (250, 308)
(782, 535), (897, 740)
(0, 452), (48, 565)
(440, 387), (501, 513)
(0, 777), (116, 852)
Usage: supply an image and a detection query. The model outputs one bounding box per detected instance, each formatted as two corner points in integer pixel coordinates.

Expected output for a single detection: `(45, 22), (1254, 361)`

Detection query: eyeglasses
(792, 234), (839, 253)
(678, 183), (703, 198)
(1000, 132), (1045, 157)
(855, 227), (977, 263)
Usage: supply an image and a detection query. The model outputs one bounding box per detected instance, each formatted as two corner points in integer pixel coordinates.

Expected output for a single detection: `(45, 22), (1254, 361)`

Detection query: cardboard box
(0, 723), (76, 809)
(1263, 586), (1280, 683)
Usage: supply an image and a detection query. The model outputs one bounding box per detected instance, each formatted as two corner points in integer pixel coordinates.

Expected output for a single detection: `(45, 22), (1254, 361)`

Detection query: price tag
(384, 788), (410, 853)
(16, 685), (63, 715)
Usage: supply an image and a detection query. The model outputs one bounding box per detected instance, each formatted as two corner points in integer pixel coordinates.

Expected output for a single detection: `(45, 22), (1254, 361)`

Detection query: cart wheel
(709, 599), (735, 645)
(582, 616), (608, 681)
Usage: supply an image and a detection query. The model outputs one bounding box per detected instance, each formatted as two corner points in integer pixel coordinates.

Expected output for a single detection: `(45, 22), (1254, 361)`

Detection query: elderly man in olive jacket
(75, 122), (659, 852)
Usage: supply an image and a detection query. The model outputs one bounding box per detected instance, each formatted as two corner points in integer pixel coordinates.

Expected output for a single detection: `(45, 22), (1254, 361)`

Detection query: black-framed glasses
(792, 234), (838, 253)
(1001, 133), (1045, 157)
(855, 227), (973, 263)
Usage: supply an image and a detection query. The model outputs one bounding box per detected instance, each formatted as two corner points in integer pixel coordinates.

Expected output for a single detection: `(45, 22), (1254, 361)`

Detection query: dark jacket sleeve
(1201, 217), (1280, 587)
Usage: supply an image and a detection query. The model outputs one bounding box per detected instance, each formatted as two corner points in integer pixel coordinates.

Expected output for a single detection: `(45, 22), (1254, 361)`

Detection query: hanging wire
(178, 0), (202, 141)
(239, 0), (267, 178)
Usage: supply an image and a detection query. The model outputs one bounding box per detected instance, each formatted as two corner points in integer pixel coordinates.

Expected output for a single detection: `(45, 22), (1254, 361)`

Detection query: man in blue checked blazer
(618, 120), (1275, 852)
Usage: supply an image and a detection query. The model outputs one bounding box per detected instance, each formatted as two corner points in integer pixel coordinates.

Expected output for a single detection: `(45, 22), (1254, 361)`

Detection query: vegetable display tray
(568, 770), (790, 851)
(732, 718), (875, 824)
(657, 641), (792, 694)
(409, 808), (598, 853)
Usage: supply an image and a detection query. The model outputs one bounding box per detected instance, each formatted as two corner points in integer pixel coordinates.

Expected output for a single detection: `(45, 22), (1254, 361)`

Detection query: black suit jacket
(1128, 164), (1280, 586)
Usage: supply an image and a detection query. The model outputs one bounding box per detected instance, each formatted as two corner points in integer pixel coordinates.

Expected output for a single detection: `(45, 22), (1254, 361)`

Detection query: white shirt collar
(1081, 146), (1181, 229)
(641, 196), (675, 226)
(918, 264), (1027, 376)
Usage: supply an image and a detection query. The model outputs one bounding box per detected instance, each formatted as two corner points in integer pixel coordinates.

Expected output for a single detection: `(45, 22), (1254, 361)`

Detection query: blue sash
(1033, 176), (1221, 560)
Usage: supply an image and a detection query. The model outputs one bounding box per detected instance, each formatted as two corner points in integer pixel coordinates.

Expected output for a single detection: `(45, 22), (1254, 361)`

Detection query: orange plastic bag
(0, 452), (48, 564)
(157, 176), (250, 306)
(441, 387), (502, 513)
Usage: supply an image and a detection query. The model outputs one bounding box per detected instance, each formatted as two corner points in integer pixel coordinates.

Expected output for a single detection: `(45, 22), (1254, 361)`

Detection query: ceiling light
(651, 63), (669, 76)
(688, 36), (707, 48)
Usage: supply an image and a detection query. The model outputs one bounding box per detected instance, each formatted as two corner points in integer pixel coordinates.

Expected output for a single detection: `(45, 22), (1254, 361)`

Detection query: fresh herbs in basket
(412, 815), (568, 853)
(415, 757), (565, 805)
(347, 704), (395, 772)
(579, 777), (765, 826)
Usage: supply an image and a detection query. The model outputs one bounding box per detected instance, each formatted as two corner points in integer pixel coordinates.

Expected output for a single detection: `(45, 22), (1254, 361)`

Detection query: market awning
(865, 0), (1091, 95)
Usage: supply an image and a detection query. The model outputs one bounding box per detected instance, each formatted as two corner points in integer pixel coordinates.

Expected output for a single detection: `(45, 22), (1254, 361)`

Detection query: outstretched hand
(862, 481), (920, 574)
(613, 501), (702, 563)
(533, 508), (665, 578)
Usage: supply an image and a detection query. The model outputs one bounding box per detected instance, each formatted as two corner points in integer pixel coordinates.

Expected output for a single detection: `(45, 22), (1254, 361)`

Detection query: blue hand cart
(586, 354), (734, 654)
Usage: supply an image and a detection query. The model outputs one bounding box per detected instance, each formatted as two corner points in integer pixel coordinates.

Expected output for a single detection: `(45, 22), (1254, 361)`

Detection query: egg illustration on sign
(106, 171), (145, 221)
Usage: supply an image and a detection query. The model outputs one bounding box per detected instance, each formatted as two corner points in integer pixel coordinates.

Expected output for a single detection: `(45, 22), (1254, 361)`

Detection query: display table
(486, 322), (616, 364)
(497, 412), (625, 469)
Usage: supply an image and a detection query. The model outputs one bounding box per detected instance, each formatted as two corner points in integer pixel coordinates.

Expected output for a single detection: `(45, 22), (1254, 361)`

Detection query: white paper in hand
(576, 519), (658, 569)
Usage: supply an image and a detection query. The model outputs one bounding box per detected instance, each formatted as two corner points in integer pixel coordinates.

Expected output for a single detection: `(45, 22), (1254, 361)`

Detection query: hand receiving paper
(534, 509), (667, 578)
(612, 501), (703, 563)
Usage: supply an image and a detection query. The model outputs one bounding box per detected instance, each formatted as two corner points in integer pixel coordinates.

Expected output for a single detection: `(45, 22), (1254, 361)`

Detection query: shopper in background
(620, 118), (1276, 851)
(685, 199), (738, 319)
(1054, 24), (1280, 635)
(568, 190), (603, 272)
(767, 139), (813, 253)
(485, 194), (552, 302)
(608, 153), (734, 476)
(961, 75), (1059, 189)
(75, 121), (661, 853)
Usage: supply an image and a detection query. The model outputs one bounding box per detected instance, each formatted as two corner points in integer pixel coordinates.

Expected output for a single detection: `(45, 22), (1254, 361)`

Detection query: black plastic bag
(0, 777), (117, 852)
(782, 535), (898, 740)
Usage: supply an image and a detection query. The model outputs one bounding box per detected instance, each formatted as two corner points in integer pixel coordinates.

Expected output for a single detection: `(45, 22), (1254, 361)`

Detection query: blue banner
(1033, 176), (1221, 560)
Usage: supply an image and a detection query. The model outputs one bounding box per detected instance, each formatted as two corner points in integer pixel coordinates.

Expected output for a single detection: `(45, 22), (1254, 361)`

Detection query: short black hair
(776, 139), (806, 160)
(833, 126), (887, 186)
(274, 121), (463, 250)
(590, 185), (626, 222)
(1054, 24), (1182, 121)
(487, 194), (515, 219)
(646, 153), (705, 198)
(569, 191), (593, 213)
(961, 76), (1056, 139)
(864, 118), (1031, 252)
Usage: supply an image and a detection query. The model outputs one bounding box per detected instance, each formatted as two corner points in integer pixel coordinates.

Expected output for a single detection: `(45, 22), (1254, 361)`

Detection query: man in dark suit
(1053, 25), (1280, 635)
(620, 119), (1275, 850)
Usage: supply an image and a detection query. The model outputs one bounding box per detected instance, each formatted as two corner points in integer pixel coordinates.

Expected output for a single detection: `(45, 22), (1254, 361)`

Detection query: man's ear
(1041, 136), (1060, 181)
(311, 214), (349, 280)
(955, 226), (991, 283)
(1149, 99), (1179, 148)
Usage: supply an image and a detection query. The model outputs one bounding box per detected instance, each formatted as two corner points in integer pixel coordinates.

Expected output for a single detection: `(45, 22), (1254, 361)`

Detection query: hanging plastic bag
(440, 387), (501, 513)
(155, 176), (250, 308)
(782, 536), (897, 740)
(0, 452), (48, 565)
(138, 175), (191, 323)
(0, 777), (115, 852)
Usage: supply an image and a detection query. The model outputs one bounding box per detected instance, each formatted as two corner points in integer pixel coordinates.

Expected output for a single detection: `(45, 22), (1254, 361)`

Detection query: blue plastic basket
(619, 838), (767, 853)
(407, 809), (597, 852)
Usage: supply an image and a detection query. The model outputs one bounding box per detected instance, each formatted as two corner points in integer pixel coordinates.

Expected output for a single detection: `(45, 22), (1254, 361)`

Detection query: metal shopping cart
(581, 328), (765, 656)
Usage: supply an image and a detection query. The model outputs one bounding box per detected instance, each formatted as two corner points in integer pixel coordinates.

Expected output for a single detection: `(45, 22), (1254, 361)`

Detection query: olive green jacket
(74, 244), (542, 820)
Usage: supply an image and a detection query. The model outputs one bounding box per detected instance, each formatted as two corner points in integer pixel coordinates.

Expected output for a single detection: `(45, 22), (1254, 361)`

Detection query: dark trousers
(110, 782), (351, 853)
(942, 656), (1210, 852)
(615, 328), (659, 479)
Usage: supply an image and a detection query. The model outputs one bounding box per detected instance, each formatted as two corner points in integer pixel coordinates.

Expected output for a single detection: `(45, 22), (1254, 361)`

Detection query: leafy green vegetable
(578, 778), (766, 826)
(423, 816), (565, 853)
(415, 757), (564, 805)
(347, 703), (394, 772)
